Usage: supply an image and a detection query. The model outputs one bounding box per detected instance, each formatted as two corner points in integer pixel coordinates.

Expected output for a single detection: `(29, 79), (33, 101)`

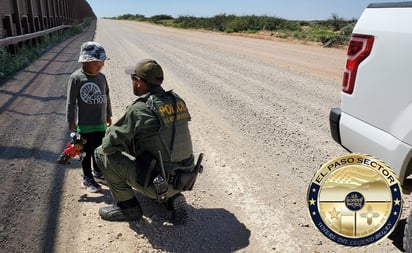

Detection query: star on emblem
(309, 198), (316, 206)
(394, 198), (401, 206)
(329, 208), (340, 220)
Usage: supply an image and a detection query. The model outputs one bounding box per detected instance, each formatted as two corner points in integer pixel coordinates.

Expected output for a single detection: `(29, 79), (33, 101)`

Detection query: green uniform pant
(94, 146), (180, 202)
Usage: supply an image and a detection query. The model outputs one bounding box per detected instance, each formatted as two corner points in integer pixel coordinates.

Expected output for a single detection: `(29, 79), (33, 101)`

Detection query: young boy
(66, 41), (112, 193)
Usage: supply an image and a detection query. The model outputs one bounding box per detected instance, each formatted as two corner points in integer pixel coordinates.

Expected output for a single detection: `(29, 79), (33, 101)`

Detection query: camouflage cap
(78, 41), (107, 62)
(125, 59), (164, 86)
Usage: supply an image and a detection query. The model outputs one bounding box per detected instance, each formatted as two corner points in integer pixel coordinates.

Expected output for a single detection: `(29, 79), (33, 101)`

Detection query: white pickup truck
(328, 1), (412, 250)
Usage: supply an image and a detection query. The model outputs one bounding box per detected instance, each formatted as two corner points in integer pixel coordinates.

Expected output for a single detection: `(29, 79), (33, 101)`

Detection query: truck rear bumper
(329, 108), (342, 145)
(336, 111), (412, 181)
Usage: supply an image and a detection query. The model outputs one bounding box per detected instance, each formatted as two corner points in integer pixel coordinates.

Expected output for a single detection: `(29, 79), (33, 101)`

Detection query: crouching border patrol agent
(94, 59), (203, 224)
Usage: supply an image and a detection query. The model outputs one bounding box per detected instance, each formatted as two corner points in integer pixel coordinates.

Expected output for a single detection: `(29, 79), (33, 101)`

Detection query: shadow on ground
(388, 218), (405, 252)
(92, 190), (250, 253)
(131, 193), (250, 253)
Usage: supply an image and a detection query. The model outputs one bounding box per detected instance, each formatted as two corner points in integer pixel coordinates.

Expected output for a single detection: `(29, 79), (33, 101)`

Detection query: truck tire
(404, 209), (412, 253)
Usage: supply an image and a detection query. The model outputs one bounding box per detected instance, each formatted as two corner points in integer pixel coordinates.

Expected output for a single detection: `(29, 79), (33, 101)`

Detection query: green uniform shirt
(101, 86), (193, 165)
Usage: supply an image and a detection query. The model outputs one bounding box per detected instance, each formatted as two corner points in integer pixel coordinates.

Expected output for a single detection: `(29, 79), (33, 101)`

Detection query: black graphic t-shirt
(66, 68), (112, 130)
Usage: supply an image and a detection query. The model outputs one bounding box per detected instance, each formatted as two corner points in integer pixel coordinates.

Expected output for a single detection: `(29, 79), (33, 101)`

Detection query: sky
(86, 0), (403, 20)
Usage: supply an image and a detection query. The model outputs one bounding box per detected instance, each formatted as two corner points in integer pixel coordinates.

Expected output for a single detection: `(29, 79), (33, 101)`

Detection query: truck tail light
(342, 34), (374, 94)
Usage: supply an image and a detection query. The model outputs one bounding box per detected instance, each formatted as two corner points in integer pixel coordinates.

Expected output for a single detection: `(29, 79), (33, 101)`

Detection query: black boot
(99, 197), (142, 222)
(168, 193), (188, 224)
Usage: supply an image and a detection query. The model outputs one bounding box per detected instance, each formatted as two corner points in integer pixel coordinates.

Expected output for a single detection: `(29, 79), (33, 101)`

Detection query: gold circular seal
(307, 154), (402, 246)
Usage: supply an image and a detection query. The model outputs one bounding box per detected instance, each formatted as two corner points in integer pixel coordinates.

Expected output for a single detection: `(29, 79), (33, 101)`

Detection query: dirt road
(0, 19), (408, 252)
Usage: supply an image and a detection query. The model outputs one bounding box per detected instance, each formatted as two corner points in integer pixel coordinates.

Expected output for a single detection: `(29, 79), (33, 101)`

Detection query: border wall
(0, 0), (95, 51)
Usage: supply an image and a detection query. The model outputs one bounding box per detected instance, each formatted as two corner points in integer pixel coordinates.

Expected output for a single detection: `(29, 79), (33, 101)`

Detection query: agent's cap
(125, 59), (164, 86)
(78, 41), (107, 62)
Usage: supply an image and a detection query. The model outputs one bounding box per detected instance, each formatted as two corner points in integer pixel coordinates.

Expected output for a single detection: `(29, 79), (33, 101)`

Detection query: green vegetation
(113, 13), (355, 48)
(0, 20), (90, 82)
(0, 14), (353, 83)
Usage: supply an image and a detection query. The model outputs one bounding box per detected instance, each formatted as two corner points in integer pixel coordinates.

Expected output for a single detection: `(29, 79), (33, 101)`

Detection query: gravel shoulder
(0, 20), (409, 253)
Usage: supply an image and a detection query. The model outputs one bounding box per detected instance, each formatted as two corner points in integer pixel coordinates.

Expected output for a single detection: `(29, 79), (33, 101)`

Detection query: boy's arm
(106, 81), (113, 118)
(105, 78), (112, 127)
(66, 77), (78, 130)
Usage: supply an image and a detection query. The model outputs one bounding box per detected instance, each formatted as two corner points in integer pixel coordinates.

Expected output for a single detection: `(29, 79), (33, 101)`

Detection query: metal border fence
(0, 0), (95, 52)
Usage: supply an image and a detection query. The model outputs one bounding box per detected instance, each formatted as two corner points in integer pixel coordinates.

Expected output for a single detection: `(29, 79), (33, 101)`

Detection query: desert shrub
(114, 13), (356, 47)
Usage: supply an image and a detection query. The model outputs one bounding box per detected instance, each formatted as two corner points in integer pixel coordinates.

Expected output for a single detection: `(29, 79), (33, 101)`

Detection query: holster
(173, 169), (198, 191)
(173, 153), (204, 191)
(135, 152), (157, 188)
(136, 152), (204, 191)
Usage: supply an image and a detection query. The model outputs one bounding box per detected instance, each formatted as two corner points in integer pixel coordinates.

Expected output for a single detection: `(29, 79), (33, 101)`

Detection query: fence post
(3, 15), (16, 54)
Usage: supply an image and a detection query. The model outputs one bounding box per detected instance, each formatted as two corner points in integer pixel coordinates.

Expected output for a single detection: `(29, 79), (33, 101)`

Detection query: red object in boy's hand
(57, 132), (87, 165)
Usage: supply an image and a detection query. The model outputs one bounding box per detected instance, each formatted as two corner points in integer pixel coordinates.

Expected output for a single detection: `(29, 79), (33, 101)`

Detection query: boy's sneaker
(81, 176), (102, 193)
(92, 170), (107, 185)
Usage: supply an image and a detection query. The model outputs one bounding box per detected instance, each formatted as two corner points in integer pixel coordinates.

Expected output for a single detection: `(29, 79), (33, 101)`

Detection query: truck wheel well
(401, 158), (412, 192)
